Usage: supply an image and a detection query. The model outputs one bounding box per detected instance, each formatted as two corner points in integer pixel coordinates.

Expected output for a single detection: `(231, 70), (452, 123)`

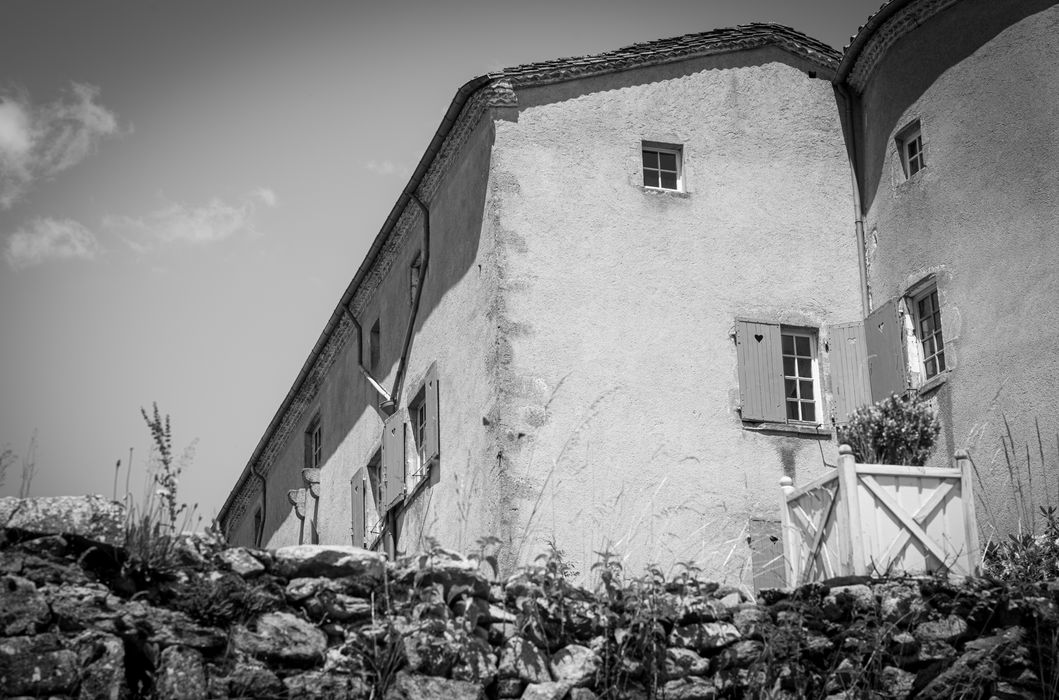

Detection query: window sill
(915, 370), (950, 397)
(742, 421), (833, 438)
(642, 186), (690, 199)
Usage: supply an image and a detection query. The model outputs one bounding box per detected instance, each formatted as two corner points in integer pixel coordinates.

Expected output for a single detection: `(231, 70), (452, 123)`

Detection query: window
(410, 254), (422, 306)
(898, 121), (925, 178)
(406, 363), (440, 487)
(305, 414), (322, 469)
(369, 320), (381, 374)
(642, 143), (682, 191)
(782, 331), (816, 423)
(735, 320), (822, 426)
(912, 286), (945, 379)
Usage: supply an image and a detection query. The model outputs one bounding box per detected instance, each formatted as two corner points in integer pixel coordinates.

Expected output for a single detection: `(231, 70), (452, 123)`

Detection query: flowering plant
(837, 393), (940, 466)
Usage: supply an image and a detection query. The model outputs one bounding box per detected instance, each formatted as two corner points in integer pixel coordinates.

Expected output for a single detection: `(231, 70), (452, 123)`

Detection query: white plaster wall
(489, 54), (861, 582)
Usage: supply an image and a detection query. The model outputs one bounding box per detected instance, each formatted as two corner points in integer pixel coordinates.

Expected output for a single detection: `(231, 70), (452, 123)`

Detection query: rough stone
(877, 582), (927, 627)
(384, 670), (485, 699)
(0, 495), (125, 545)
(569, 689), (600, 700)
(498, 636), (552, 683)
(232, 611), (327, 665)
(0, 574), (49, 634)
(272, 544), (386, 581)
(915, 614), (969, 644)
(822, 584), (874, 620)
(76, 632), (126, 700)
(665, 647), (710, 679)
(0, 634), (79, 696)
(731, 605), (768, 637)
(155, 645), (206, 700)
(284, 670), (366, 699)
(402, 624), (460, 677)
(218, 546), (266, 577)
(662, 675), (720, 699)
(671, 622), (740, 653)
(522, 681), (575, 700)
(878, 665), (915, 700)
(451, 636), (498, 685)
(550, 643), (599, 686)
(495, 677), (526, 698)
(223, 661), (284, 698)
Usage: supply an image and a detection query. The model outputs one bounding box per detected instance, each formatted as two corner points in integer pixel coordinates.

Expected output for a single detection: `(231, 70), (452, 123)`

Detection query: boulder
(915, 614), (969, 645)
(0, 574), (49, 634)
(664, 647), (710, 679)
(522, 681), (575, 700)
(221, 660), (284, 698)
(384, 670), (485, 699)
(154, 645), (206, 700)
(272, 544), (386, 581)
(550, 644), (600, 686)
(284, 670), (367, 699)
(232, 611), (327, 666)
(662, 675), (721, 699)
(498, 636), (551, 683)
(218, 546), (266, 577)
(76, 632), (126, 700)
(670, 622), (740, 653)
(0, 495), (125, 545)
(0, 634), (79, 696)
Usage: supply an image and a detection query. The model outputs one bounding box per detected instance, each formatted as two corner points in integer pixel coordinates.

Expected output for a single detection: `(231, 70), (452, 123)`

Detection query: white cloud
(364, 159), (410, 178)
(4, 217), (100, 270)
(0, 83), (120, 209)
(104, 188), (278, 248)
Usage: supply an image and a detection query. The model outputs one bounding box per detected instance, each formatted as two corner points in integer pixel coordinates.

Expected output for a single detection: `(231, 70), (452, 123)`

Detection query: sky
(0, 0), (884, 525)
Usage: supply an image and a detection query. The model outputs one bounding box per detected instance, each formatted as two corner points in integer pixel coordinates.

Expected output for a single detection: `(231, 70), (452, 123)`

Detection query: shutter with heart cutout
(735, 319), (786, 422)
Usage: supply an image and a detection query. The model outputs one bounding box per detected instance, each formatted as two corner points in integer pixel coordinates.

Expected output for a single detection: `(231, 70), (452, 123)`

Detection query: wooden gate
(780, 445), (980, 586)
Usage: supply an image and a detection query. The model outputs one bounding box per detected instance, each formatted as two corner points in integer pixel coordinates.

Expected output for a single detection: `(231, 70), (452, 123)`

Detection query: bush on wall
(837, 393), (940, 466)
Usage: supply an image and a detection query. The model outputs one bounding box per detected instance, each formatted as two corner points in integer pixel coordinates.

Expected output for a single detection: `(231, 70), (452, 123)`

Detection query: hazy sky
(0, 0), (883, 524)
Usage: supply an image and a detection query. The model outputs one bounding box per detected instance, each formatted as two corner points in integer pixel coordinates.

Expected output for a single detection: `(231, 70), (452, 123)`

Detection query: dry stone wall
(1, 500), (1057, 699)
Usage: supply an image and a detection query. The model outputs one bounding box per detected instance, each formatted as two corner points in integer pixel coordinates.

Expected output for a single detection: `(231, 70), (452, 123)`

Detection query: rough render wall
(489, 54), (861, 582)
(859, 5), (1059, 536)
(245, 115), (501, 553)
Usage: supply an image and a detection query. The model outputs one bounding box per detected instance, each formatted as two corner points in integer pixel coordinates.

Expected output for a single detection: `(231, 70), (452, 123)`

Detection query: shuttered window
(350, 467), (366, 548)
(865, 300), (907, 401)
(829, 321), (871, 424)
(736, 320), (821, 425)
(381, 410), (406, 510)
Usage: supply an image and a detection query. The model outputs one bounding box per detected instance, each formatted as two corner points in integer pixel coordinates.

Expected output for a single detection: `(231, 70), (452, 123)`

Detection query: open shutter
(381, 410), (406, 510)
(735, 320), (785, 422)
(865, 300), (907, 402)
(424, 363), (440, 463)
(351, 467), (366, 548)
(829, 321), (871, 424)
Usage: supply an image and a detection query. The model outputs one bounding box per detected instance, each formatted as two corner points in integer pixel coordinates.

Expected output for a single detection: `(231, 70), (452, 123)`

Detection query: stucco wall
(489, 51), (861, 582)
(857, 3), (1059, 535)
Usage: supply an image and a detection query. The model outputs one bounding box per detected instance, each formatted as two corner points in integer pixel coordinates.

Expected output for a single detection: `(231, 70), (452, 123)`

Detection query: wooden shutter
(351, 467), (366, 548)
(424, 363), (440, 463)
(829, 321), (871, 424)
(865, 300), (907, 402)
(735, 320), (785, 422)
(381, 410), (406, 510)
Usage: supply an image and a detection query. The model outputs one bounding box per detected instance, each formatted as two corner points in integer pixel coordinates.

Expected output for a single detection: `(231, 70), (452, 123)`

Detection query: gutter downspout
(388, 193), (431, 408)
(836, 82), (871, 318)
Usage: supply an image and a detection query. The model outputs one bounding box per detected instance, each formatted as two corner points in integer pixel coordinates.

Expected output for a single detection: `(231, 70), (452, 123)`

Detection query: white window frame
(911, 285), (945, 380)
(408, 391), (430, 486)
(780, 327), (822, 424)
(897, 121), (925, 178)
(305, 414), (322, 469)
(642, 142), (683, 192)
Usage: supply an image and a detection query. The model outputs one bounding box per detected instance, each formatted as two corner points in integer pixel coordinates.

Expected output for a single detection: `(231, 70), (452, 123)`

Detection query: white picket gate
(780, 445), (980, 585)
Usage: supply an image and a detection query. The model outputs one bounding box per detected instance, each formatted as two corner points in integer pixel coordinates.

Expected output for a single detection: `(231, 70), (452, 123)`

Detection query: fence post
(955, 449), (981, 576)
(780, 476), (796, 587)
(837, 444), (865, 576)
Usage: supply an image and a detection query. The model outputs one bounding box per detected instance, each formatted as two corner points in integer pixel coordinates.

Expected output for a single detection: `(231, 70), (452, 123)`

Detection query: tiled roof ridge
(493, 22), (841, 88)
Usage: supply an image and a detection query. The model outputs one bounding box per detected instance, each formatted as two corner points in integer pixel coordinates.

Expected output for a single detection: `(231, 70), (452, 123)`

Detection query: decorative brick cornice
(843, 0), (960, 92)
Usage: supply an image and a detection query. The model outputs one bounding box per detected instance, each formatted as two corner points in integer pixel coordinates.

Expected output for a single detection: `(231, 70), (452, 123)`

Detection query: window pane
(785, 379), (797, 399)
(783, 357), (795, 376)
(920, 315), (934, 335)
(935, 332), (944, 351)
(786, 401), (800, 420)
(659, 152), (677, 170)
(660, 172), (677, 189)
(644, 171), (659, 188)
(937, 352), (946, 372)
(797, 358), (811, 378)
(925, 357), (937, 377)
(781, 334), (794, 354)
(642, 150), (658, 168)
(795, 336), (810, 356)
(802, 403), (816, 422)
(800, 381), (813, 400)
(923, 337), (935, 357)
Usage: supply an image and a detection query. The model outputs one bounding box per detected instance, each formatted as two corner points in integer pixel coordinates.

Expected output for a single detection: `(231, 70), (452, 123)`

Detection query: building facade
(218, 0), (1059, 586)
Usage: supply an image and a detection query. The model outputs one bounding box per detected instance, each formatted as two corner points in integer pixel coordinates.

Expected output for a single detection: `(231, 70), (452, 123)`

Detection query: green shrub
(837, 393), (940, 466)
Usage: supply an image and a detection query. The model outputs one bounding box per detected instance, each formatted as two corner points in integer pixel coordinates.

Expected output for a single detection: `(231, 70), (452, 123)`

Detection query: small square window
(897, 121), (925, 178)
(912, 286), (945, 379)
(642, 143), (683, 191)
